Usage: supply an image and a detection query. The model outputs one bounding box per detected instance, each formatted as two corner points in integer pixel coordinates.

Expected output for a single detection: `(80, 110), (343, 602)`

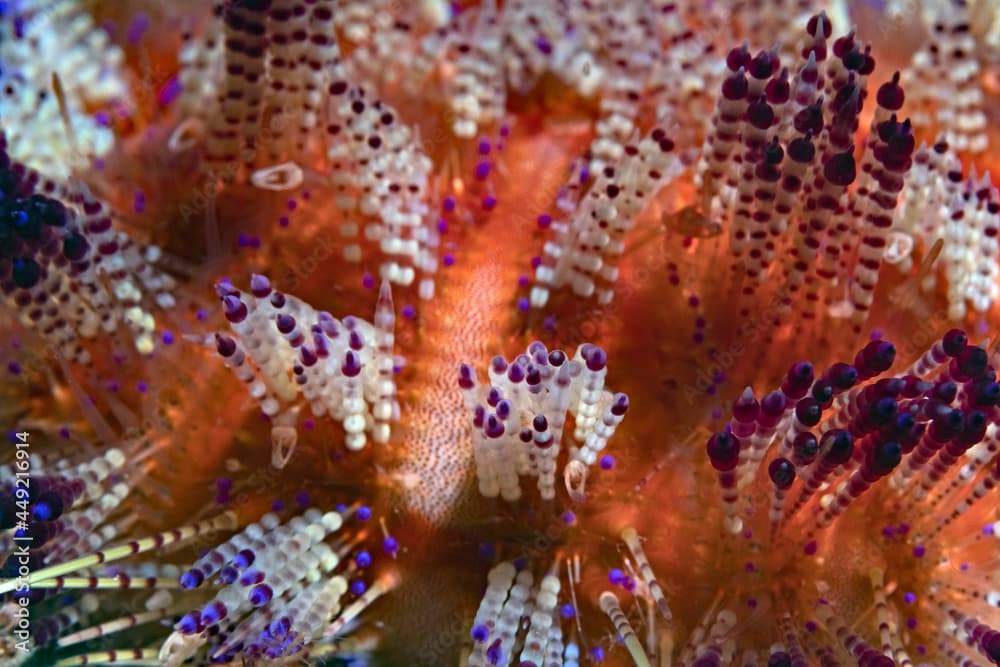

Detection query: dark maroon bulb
(726, 43), (751, 71)
(942, 329), (967, 356)
(787, 136), (816, 163)
(62, 231), (89, 261)
(806, 11), (832, 38)
(768, 458), (796, 489)
(722, 71), (749, 101)
(793, 432), (819, 464)
(955, 346), (988, 380)
(706, 432), (741, 471)
(871, 441), (902, 474)
(823, 151), (856, 187)
(11, 257), (41, 289)
(820, 429), (853, 464)
(794, 100), (824, 135)
(795, 398), (822, 427)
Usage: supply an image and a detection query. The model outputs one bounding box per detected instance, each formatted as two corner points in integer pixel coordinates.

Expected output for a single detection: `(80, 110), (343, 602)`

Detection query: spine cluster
(530, 127), (682, 308)
(211, 274), (398, 466)
(1, 136), (176, 361)
(459, 342), (628, 502)
(176, 0), (440, 297)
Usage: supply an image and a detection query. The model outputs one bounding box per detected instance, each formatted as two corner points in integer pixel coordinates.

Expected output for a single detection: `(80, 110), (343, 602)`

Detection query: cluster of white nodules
(468, 562), (566, 667)
(643, 6), (730, 126)
(174, 1), (440, 299)
(443, 0), (617, 139)
(212, 274), (398, 467)
(446, 0), (505, 138)
(55, 452), (131, 567)
(893, 141), (1000, 320)
(0, 0), (126, 179)
(531, 126), (682, 308)
(420, 0), (757, 144)
(574, 2), (663, 175)
(67, 196), (176, 357)
(459, 342), (628, 502)
(902, 0), (987, 155)
(444, 0), (740, 147)
(326, 84), (439, 299)
(0, 162), (176, 361)
(337, 0), (448, 88)
(175, 17), (224, 137)
(173, 508), (351, 663)
(179, 0), (344, 167)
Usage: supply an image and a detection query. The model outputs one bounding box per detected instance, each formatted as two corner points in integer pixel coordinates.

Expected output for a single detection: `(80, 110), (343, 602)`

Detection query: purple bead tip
(250, 273), (271, 297)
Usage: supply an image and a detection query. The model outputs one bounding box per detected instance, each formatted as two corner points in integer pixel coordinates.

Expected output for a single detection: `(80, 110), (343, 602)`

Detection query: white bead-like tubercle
(518, 571), (562, 665)
(372, 279), (397, 445)
(571, 346), (607, 440)
(469, 562), (516, 666)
